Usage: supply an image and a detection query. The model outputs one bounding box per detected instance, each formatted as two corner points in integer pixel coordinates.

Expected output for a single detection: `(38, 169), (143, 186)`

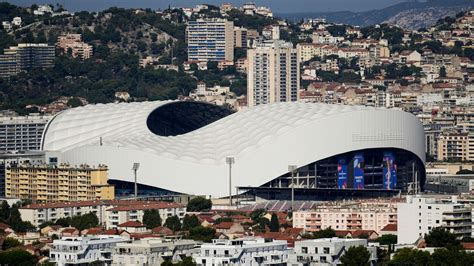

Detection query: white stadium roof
(42, 101), (425, 197)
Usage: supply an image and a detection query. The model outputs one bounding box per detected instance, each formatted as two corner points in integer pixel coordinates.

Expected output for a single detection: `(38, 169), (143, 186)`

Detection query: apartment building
(397, 195), (472, 244)
(187, 18), (234, 62)
(437, 131), (470, 161)
(6, 163), (114, 202)
(233, 27), (247, 48)
(0, 114), (52, 151)
(50, 235), (127, 266)
(57, 34), (93, 59)
(0, 43), (55, 78)
(106, 201), (186, 229)
(112, 238), (196, 266)
(296, 43), (322, 62)
(291, 238), (377, 265)
(293, 200), (398, 233)
(247, 40), (300, 106)
(193, 238), (289, 265)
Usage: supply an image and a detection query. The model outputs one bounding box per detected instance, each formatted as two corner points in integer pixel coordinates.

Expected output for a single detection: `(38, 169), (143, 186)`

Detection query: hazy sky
(7, 0), (409, 13)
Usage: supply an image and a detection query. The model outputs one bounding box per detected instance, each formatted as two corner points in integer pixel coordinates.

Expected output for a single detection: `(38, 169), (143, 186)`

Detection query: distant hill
(278, 0), (473, 29)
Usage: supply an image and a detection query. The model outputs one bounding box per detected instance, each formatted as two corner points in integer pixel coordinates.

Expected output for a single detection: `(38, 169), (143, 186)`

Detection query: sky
(6, 0), (410, 13)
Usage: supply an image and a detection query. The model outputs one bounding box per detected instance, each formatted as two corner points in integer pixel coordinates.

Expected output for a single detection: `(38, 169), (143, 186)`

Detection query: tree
(67, 97), (82, 107)
(186, 197), (212, 212)
(70, 212), (99, 231)
(313, 227), (336, 239)
(182, 214), (200, 230)
(188, 226), (215, 242)
(390, 248), (433, 265)
(142, 209), (162, 229)
(164, 215), (181, 232)
(0, 249), (36, 265)
(206, 61), (218, 70)
(376, 234), (397, 245)
(439, 66), (447, 78)
(269, 213), (280, 232)
(2, 238), (21, 250)
(425, 227), (460, 248)
(0, 201), (10, 221)
(250, 209), (266, 222)
(340, 246), (371, 266)
(39, 221), (55, 229)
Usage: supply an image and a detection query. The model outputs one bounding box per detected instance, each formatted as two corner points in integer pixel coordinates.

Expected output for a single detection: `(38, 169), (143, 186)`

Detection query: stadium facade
(41, 101), (425, 199)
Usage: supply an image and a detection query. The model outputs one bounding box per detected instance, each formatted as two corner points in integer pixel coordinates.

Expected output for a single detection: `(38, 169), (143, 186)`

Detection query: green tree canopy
(0, 249), (36, 266)
(164, 215), (181, 232)
(376, 234), (397, 245)
(313, 227), (336, 239)
(70, 212), (99, 231)
(425, 227), (460, 248)
(182, 214), (200, 231)
(142, 209), (162, 229)
(340, 245), (371, 266)
(186, 197), (212, 212)
(188, 226), (215, 242)
(269, 213), (280, 232)
(389, 248), (433, 265)
(2, 238), (21, 250)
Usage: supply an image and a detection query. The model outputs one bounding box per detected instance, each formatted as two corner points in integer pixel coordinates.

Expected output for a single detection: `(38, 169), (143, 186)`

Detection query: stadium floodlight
(226, 157), (235, 206)
(132, 163), (140, 199)
(288, 165), (298, 212)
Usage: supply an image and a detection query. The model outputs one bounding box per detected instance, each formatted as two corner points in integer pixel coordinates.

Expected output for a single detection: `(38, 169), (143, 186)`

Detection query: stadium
(41, 101), (425, 201)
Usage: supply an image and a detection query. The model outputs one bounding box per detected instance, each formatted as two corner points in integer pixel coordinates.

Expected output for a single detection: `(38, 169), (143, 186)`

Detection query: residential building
(117, 221), (148, 234)
(234, 27), (247, 48)
(262, 25), (280, 40)
(105, 201), (185, 229)
(57, 34), (93, 59)
(6, 163), (114, 202)
(296, 43), (322, 62)
(19, 200), (183, 228)
(397, 195), (472, 244)
(247, 40), (300, 106)
(50, 235), (127, 266)
(0, 43), (55, 78)
(187, 18), (234, 62)
(112, 238), (196, 266)
(293, 200), (398, 233)
(0, 114), (52, 151)
(193, 238), (289, 265)
(437, 131), (470, 161)
(291, 238), (377, 265)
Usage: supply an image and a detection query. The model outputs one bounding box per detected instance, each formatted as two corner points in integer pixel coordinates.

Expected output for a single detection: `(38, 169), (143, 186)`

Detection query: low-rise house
(214, 222), (244, 235)
(151, 226), (174, 236)
(117, 221), (148, 234)
(50, 235), (127, 266)
(379, 223), (397, 236)
(112, 238), (196, 266)
(193, 237), (289, 265)
(60, 227), (80, 237)
(291, 238), (377, 265)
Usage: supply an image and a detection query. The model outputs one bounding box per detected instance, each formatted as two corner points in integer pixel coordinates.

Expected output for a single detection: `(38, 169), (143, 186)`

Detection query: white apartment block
(397, 195), (472, 244)
(50, 235), (127, 266)
(293, 200), (398, 233)
(0, 114), (52, 151)
(19, 200), (185, 229)
(291, 238), (377, 265)
(187, 18), (234, 62)
(106, 202), (186, 229)
(112, 238), (196, 266)
(247, 40), (300, 106)
(193, 238), (289, 265)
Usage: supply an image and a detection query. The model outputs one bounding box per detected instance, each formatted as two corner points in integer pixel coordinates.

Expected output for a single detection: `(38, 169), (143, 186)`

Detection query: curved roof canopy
(42, 101), (425, 197)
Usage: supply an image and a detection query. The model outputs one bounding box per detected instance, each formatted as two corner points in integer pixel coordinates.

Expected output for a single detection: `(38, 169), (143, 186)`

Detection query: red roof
(118, 221), (145, 228)
(61, 228), (78, 234)
(82, 227), (104, 235)
(381, 223), (397, 232)
(461, 242), (474, 250)
(215, 222), (234, 230)
(151, 226), (173, 235)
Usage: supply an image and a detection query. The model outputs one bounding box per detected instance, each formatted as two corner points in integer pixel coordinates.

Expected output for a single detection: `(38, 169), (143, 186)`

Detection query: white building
(397, 195), (472, 244)
(112, 238), (196, 266)
(291, 238), (377, 265)
(247, 41), (300, 106)
(33, 5), (53, 16)
(105, 202), (186, 229)
(186, 18), (234, 62)
(0, 113), (52, 151)
(50, 235), (127, 266)
(11, 17), (22, 27)
(262, 25), (280, 40)
(193, 238), (289, 265)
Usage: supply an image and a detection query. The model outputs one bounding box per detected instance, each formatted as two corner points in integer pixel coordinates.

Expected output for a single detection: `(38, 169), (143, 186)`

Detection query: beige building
(437, 131), (470, 161)
(247, 40), (300, 106)
(6, 163), (114, 202)
(187, 18), (234, 62)
(234, 27), (248, 48)
(57, 34), (93, 59)
(293, 200), (398, 233)
(296, 43), (322, 62)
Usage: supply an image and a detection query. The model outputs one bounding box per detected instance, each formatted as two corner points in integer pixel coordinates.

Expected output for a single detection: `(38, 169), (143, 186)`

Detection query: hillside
(279, 0), (473, 29)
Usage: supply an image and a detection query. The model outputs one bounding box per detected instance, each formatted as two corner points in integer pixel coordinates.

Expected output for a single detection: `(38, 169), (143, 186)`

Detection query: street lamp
(288, 165), (298, 212)
(226, 157), (235, 206)
(132, 163), (140, 199)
